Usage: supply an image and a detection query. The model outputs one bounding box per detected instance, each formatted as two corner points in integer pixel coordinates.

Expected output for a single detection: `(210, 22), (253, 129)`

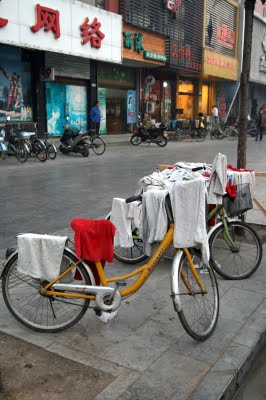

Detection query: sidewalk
(0, 162), (265, 399)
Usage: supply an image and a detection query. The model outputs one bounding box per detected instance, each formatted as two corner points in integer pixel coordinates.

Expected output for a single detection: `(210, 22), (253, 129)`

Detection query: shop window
(177, 80), (194, 120)
(162, 82), (172, 124)
(201, 83), (209, 115)
(0, 45), (33, 123)
(144, 81), (161, 123)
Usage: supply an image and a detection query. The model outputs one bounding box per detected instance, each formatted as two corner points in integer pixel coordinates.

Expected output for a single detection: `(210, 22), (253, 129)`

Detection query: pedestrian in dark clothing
(90, 101), (101, 135)
(256, 105), (266, 141)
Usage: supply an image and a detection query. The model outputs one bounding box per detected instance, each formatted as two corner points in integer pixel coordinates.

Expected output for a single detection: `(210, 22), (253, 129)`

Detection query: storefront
(97, 63), (136, 133)
(249, 14), (266, 119)
(0, 0), (122, 136)
(202, 0), (240, 119)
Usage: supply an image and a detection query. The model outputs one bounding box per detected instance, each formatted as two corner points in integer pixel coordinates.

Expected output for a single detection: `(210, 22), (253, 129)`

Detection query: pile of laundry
(110, 153), (255, 261)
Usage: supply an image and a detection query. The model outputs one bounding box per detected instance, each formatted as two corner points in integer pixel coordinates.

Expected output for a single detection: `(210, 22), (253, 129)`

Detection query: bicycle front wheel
(47, 143), (57, 159)
(209, 221), (263, 280)
(2, 250), (91, 333)
(175, 129), (185, 141)
(15, 142), (28, 163)
(195, 128), (207, 142)
(91, 136), (106, 155)
(172, 249), (219, 341)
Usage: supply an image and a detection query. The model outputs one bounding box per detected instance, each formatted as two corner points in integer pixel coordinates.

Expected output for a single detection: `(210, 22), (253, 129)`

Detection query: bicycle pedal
(93, 306), (102, 317)
(115, 281), (127, 287)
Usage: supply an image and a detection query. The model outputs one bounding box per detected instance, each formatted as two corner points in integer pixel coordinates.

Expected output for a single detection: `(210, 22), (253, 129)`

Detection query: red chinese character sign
(31, 4), (60, 39)
(80, 17), (105, 49)
(165, 0), (182, 15)
(216, 24), (235, 50)
(171, 42), (201, 71)
(0, 0), (8, 28)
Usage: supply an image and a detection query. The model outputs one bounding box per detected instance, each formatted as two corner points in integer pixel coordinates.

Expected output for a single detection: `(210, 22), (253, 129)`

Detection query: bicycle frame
(207, 204), (237, 249)
(42, 223), (206, 301)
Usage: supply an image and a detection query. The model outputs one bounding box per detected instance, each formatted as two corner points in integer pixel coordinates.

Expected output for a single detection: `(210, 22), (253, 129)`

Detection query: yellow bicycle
(1, 196), (219, 341)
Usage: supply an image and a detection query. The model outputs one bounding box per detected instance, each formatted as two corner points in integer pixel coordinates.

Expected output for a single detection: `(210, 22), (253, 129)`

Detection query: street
(1, 136), (265, 251)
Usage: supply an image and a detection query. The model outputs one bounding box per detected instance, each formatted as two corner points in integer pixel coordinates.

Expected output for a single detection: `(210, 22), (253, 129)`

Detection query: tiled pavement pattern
(0, 137), (265, 399)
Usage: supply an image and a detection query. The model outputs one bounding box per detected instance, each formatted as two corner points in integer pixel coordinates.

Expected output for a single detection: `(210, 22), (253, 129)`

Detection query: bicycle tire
(15, 142), (28, 163)
(106, 215), (147, 264)
(173, 249), (219, 341)
(91, 136), (106, 155)
(157, 134), (167, 147)
(81, 145), (89, 157)
(195, 129), (207, 142)
(1, 250), (91, 333)
(47, 143), (57, 159)
(175, 129), (185, 141)
(209, 221), (263, 280)
(227, 128), (238, 140)
(130, 134), (142, 145)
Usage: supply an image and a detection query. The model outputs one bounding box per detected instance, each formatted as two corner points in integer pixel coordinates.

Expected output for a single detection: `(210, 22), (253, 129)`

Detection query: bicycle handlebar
(126, 194), (142, 203)
(191, 166), (206, 172)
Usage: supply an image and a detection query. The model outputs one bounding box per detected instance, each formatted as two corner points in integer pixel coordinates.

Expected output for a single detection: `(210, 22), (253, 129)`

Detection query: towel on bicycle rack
(71, 219), (116, 262)
(169, 177), (209, 263)
(110, 198), (134, 248)
(17, 233), (67, 281)
(207, 153), (227, 204)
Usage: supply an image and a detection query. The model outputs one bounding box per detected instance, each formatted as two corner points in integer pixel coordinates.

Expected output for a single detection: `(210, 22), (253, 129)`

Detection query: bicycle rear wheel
(209, 221), (263, 279)
(172, 249), (219, 341)
(47, 143), (57, 159)
(227, 128), (238, 140)
(15, 142), (28, 163)
(91, 136), (106, 155)
(195, 128), (207, 142)
(175, 129), (185, 141)
(2, 250), (91, 333)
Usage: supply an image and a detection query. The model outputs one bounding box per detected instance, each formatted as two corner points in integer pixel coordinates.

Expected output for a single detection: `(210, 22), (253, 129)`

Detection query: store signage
(207, 56), (234, 69)
(259, 35), (266, 73)
(0, 0), (122, 63)
(145, 75), (156, 86)
(80, 17), (105, 49)
(144, 51), (167, 62)
(165, 0), (182, 15)
(170, 42), (202, 71)
(123, 30), (166, 63)
(216, 23), (235, 50)
(40, 67), (55, 81)
(127, 90), (137, 124)
(31, 4), (60, 39)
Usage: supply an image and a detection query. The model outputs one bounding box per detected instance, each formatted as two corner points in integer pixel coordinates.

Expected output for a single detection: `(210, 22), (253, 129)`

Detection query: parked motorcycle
(59, 118), (89, 157)
(130, 115), (168, 147)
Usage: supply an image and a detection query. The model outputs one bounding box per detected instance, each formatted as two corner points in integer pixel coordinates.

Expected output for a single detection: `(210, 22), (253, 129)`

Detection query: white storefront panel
(0, 0), (122, 63)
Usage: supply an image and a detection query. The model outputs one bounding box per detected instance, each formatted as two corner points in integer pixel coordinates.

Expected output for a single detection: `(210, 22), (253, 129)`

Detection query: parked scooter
(130, 115), (168, 147)
(59, 117), (89, 157)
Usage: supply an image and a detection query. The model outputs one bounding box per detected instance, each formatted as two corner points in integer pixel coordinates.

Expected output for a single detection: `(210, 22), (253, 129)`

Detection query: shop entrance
(177, 79), (195, 120)
(45, 82), (88, 137)
(106, 88), (127, 133)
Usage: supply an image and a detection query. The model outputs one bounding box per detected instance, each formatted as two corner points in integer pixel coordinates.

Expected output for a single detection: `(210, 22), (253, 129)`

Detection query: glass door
(177, 80), (194, 120)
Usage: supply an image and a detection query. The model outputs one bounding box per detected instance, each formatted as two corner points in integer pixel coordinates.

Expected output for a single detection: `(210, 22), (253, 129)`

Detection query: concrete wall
(250, 15), (266, 84)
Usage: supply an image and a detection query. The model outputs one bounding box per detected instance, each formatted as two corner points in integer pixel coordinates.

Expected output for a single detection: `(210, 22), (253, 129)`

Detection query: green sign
(98, 88), (106, 134)
(144, 51), (167, 62)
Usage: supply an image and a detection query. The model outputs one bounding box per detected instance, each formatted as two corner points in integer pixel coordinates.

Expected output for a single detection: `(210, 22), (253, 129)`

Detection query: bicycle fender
(207, 218), (238, 239)
(1, 246), (96, 286)
(171, 250), (184, 313)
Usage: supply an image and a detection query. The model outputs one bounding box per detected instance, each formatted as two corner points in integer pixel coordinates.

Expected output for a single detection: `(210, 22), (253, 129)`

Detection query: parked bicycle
(2, 194), (219, 341)
(85, 130), (106, 155)
(173, 120), (207, 142)
(43, 133), (57, 160)
(107, 175), (262, 280)
(0, 117), (28, 163)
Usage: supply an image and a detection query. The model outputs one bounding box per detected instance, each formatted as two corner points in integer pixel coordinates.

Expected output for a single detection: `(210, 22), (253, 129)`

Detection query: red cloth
(71, 219), (116, 262)
(226, 183), (237, 199)
(227, 164), (254, 173)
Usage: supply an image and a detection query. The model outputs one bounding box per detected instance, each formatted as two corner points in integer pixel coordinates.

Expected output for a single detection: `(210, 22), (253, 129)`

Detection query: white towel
(208, 153), (227, 204)
(142, 189), (169, 256)
(17, 234), (67, 281)
(111, 198), (133, 248)
(127, 201), (142, 231)
(170, 178), (209, 263)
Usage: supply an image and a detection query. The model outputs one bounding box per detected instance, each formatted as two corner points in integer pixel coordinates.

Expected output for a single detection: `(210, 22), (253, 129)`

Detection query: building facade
(0, 0), (122, 136)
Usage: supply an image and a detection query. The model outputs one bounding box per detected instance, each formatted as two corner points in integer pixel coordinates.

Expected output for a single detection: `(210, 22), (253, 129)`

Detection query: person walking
(90, 101), (101, 135)
(212, 105), (219, 124)
(256, 105), (266, 141)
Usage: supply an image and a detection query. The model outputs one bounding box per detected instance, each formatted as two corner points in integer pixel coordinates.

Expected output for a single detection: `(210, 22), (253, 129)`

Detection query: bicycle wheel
(157, 134), (167, 147)
(195, 128), (207, 142)
(81, 145), (89, 157)
(106, 215), (147, 264)
(15, 142), (28, 163)
(175, 129), (185, 141)
(173, 249), (219, 341)
(130, 134), (142, 145)
(209, 221), (263, 280)
(91, 136), (106, 155)
(2, 250), (91, 333)
(227, 128), (238, 140)
(47, 143), (57, 159)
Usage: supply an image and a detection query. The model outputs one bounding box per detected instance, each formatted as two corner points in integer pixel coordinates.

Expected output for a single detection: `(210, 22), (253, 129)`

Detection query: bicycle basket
(223, 184), (253, 217)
